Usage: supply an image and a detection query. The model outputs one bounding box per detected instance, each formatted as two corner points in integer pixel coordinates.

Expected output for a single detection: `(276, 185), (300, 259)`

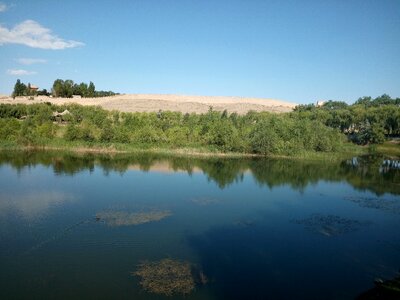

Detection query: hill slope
(0, 94), (297, 114)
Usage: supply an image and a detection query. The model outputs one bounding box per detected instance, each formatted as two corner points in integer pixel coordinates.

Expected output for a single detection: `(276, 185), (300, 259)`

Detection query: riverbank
(374, 140), (400, 158)
(0, 140), (367, 161)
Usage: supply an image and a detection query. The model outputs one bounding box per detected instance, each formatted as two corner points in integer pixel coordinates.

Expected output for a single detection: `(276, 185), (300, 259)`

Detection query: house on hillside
(316, 100), (325, 107)
(28, 84), (39, 93)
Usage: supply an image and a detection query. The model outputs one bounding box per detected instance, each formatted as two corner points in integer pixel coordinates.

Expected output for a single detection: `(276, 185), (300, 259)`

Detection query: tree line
(0, 103), (344, 156)
(12, 79), (118, 98)
(293, 94), (400, 145)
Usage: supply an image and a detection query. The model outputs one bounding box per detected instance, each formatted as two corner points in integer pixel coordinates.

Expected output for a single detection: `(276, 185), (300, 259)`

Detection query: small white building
(316, 100), (325, 107)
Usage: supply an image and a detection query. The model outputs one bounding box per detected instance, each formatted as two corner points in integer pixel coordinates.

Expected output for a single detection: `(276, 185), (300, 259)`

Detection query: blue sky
(0, 0), (399, 104)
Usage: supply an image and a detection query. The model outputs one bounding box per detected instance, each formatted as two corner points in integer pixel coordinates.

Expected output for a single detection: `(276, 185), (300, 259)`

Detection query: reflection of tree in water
(195, 159), (247, 188)
(0, 151), (398, 195)
(293, 214), (371, 237)
(342, 155), (400, 194)
(133, 258), (207, 296)
(345, 196), (400, 214)
(249, 159), (328, 190)
(96, 210), (171, 227)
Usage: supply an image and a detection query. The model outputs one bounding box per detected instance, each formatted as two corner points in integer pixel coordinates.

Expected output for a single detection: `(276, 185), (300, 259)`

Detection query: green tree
(52, 79), (65, 97)
(355, 96), (372, 107)
(63, 80), (74, 98)
(353, 121), (385, 145)
(12, 79), (27, 98)
(79, 82), (88, 97)
(87, 82), (95, 97)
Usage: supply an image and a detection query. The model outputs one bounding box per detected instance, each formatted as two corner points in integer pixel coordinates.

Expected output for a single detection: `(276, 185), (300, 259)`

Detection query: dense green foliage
(294, 94), (400, 145)
(0, 103), (346, 156)
(51, 79), (117, 98)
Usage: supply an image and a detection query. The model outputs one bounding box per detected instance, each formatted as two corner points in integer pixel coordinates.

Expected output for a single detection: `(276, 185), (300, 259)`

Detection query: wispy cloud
(0, 2), (7, 12)
(16, 58), (47, 65)
(7, 69), (37, 75)
(0, 20), (84, 49)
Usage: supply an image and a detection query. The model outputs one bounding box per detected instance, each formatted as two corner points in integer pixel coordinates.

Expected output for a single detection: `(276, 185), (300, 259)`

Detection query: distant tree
(79, 82), (88, 97)
(372, 94), (393, 106)
(12, 79), (27, 98)
(64, 80), (74, 98)
(87, 82), (95, 97)
(72, 84), (80, 96)
(355, 96), (372, 107)
(52, 79), (65, 97)
(52, 79), (74, 98)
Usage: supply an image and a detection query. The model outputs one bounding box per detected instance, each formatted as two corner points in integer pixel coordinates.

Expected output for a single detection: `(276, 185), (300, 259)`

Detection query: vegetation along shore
(0, 89), (398, 158)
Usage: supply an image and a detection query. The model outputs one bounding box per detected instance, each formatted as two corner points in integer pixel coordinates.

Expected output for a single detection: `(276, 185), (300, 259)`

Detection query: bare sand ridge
(0, 94), (297, 114)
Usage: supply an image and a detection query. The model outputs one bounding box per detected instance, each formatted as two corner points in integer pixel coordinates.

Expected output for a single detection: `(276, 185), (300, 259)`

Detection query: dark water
(0, 151), (399, 300)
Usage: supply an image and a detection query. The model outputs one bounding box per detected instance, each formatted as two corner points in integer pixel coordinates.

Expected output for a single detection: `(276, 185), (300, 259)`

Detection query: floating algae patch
(345, 196), (400, 214)
(293, 214), (370, 237)
(96, 210), (171, 227)
(133, 259), (207, 296)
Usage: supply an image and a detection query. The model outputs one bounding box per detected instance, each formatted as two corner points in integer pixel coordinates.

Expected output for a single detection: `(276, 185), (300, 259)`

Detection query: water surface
(0, 151), (399, 299)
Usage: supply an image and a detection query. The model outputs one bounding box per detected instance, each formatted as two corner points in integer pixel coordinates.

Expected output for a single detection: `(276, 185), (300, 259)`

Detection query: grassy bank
(372, 140), (400, 158)
(0, 138), (366, 161)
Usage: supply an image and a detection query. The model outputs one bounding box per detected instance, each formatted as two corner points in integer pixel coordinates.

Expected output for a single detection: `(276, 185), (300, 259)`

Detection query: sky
(0, 0), (399, 104)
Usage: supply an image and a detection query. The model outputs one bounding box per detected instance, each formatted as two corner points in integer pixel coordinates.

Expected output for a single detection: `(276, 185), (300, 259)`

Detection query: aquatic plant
(96, 210), (171, 226)
(133, 259), (197, 296)
(293, 214), (370, 237)
(345, 196), (400, 214)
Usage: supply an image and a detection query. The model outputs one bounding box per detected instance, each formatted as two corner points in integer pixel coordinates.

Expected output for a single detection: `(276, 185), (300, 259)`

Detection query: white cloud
(0, 20), (84, 49)
(16, 58), (47, 65)
(7, 69), (37, 75)
(0, 3), (7, 12)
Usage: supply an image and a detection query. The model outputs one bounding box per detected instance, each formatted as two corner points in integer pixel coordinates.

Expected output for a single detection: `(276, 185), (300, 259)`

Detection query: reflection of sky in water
(0, 191), (74, 220)
(0, 165), (76, 220)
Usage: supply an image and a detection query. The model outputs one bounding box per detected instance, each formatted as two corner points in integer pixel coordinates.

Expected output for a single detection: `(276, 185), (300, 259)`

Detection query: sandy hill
(0, 94), (297, 114)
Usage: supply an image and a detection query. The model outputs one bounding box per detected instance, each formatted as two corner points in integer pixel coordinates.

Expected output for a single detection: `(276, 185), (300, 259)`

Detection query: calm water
(0, 151), (399, 299)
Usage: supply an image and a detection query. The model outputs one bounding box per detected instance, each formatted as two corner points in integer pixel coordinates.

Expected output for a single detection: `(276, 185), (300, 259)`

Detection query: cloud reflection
(0, 191), (74, 220)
